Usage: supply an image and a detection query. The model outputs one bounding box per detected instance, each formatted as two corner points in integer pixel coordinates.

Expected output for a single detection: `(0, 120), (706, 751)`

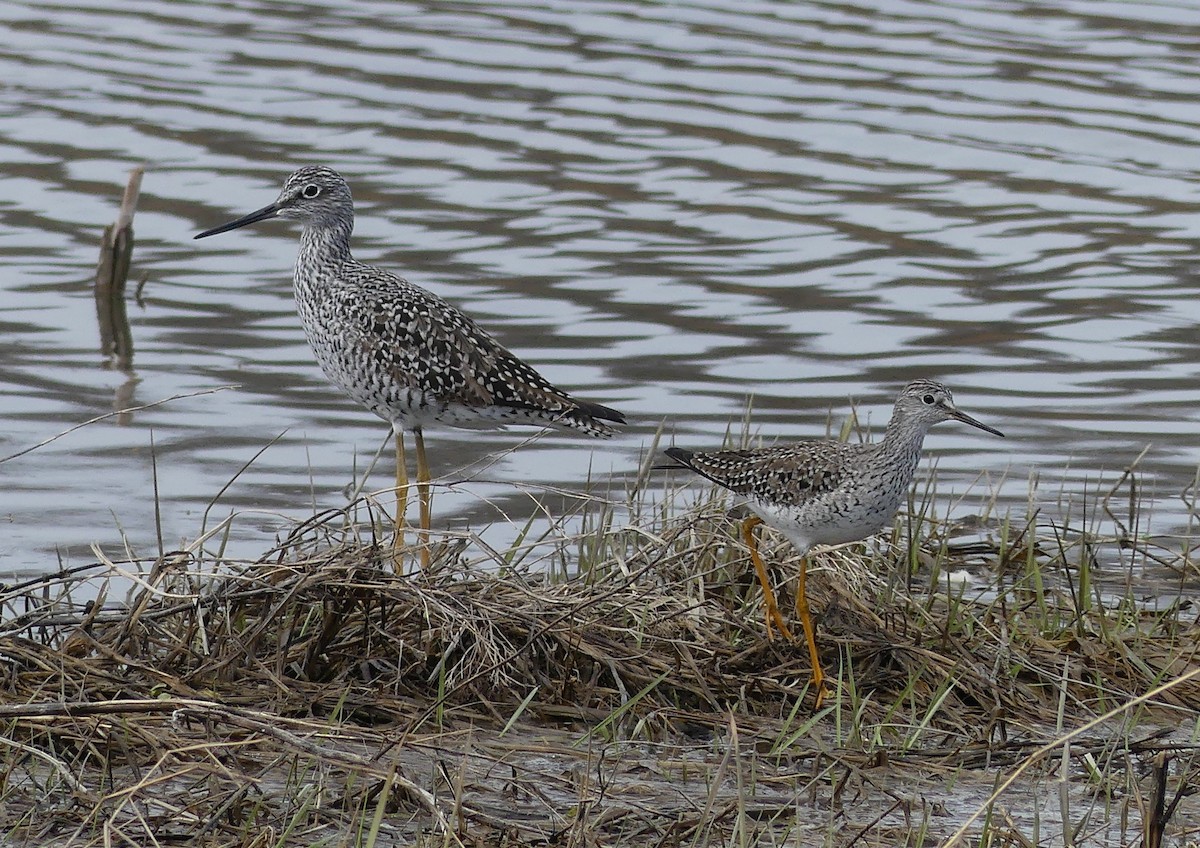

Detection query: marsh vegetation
(3, 453), (1199, 847)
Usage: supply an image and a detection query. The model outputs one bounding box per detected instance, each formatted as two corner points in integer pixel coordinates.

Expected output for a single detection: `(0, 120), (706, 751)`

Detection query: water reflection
(1, 0), (1199, 571)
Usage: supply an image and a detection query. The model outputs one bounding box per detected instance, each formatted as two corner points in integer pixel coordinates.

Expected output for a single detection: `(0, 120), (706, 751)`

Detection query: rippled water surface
(3, 0), (1200, 570)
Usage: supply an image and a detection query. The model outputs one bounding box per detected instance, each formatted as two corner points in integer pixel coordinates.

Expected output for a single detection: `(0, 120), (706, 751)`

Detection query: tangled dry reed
(3, 485), (1200, 846)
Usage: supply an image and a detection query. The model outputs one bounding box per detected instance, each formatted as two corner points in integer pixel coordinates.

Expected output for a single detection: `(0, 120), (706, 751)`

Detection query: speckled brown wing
(664, 442), (868, 507)
(443, 309), (625, 431)
(343, 264), (624, 433)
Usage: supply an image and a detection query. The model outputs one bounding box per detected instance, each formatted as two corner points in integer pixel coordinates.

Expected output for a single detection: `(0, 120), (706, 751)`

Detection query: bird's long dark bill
(950, 408), (1004, 438)
(194, 202), (280, 239)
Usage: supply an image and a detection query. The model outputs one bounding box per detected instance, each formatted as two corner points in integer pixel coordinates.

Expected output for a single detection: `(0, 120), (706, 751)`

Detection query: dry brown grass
(3, 484), (1200, 846)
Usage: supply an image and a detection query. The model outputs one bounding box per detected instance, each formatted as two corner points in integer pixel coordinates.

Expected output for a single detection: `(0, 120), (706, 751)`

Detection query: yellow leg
(394, 430), (409, 535)
(391, 430), (410, 573)
(414, 427), (432, 570)
(742, 517), (792, 641)
(795, 555), (828, 709)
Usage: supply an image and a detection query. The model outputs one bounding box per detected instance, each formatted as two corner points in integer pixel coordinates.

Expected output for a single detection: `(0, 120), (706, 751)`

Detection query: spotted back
(663, 443), (866, 507)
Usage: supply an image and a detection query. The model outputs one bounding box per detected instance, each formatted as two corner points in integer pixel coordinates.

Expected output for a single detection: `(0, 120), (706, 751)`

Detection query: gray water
(3, 0), (1200, 571)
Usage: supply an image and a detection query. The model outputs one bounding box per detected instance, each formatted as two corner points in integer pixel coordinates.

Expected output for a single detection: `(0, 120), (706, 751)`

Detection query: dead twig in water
(94, 165), (143, 371)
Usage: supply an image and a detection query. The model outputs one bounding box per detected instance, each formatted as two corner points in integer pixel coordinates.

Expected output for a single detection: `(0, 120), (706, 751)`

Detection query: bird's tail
(560, 397), (626, 437)
(653, 446), (695, 470)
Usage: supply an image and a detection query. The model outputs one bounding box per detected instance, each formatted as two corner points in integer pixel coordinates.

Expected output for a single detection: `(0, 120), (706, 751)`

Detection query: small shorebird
(662, 379), (1003, 706)
(195, 166), (624, 564)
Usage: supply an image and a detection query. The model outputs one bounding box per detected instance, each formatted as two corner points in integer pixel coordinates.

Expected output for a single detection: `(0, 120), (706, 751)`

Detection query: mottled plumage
(195, 165), (625, 555)
(663, 379), (1003, 706)
(197, 165), (624, 436)
(664, 380), (1002, 554)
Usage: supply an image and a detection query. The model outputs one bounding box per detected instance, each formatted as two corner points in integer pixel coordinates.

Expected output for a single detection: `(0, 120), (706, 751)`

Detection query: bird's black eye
(302, 184), (321, 199)
(922, 394), (936, 405)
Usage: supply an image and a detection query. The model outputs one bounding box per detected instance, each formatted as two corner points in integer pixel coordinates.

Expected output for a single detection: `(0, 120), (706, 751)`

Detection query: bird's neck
(879, 417), (929, 471)
(297, 218), (354, 272)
